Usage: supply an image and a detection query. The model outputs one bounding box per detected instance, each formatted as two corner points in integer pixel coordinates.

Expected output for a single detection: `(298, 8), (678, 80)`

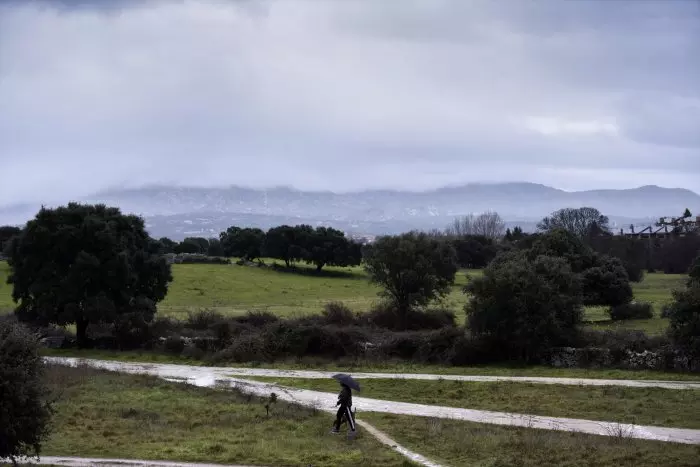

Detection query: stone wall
(548, 346), (699, 372)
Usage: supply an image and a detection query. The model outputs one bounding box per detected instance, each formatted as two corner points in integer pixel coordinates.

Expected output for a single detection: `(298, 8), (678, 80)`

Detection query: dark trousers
(333, 404), (355, 431)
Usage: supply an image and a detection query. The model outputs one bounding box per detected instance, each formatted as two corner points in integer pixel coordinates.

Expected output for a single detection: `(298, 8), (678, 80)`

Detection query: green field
(362, 413), (700, 467)
(244, 377), (700, 428)
(0, 261), (686, 333)
(41, 364), (410, 467)
(39, 363), (700, 467)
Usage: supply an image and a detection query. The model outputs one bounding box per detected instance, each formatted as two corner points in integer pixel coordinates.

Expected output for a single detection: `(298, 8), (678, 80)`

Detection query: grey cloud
(0, 0), (698, 207)
(618, 95), (700, 149)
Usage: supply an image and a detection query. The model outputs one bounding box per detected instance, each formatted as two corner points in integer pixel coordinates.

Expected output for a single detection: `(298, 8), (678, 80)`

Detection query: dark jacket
(337, 385), (352, 408)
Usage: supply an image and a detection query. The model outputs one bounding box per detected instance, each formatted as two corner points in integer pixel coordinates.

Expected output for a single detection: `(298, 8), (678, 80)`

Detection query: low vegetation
(41, 364), (408, 467)
(362, 413), (700, 467)
(609, 302), (655, 321)
(245, 376), (700, 429)
(666, 257), (700, 367)
(0, 261), (682, 332)
(0, 318), (53, 464)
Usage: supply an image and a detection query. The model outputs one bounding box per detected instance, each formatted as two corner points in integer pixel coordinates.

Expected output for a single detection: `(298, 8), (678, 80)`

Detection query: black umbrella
(332, 373), (361, 392)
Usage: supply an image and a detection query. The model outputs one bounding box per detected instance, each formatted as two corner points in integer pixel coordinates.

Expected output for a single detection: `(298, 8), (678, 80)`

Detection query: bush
(416, 327), (464, 363)
(581, 256), (633, 308)
(186, 309), (226, 330)
(660, 303), (673, 319)
(111, 312), (157, 349)
(181, 344), (206, 360)
(363, 302), (456, 331)
(163, 336), (186, 354)
(667, 284), (700, 366)
(580, 329), (670, 363)
(322, 302), (357, 326)
(446, 334), (502, 366)
(148, 317), (183, 339)
(234, 310), (279, 327)
(624, 261), (645, 283)
(608, 302), (654, 321)
(0, 320), (53, 463)
(466, 254), (583, 362)
(210, 333), (271, 363)
(380, 328), (477, 364)
(164, 253), (230, 264)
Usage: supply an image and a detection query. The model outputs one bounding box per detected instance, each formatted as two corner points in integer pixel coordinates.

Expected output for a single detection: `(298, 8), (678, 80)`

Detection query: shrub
(186, 309), (226, 330)
(416, 327), (464, 363)
(322, 302), (357, 326)
(418, 307), (457, 329)
(666, 284), (700, 366)
(0, 320), (53, 463)
(148, 317), (183, 339)
(379, 328), (470, 364)
(234, 310), (279, 327)
(445, 334), (501, 366)
(165, 253), (230, 264)
(580, 329), (670, 363)
(210, 333), (271, 363)
(624, 261), (645, 283)
(181, 344), (206, 360)
(581, 256), (633, 308)
(111, 312), (156, 349)
(363, 302), (456, 331)
(608, 302), (654, 321)
(466, 254), (583, 362)
(163, 336), (185, 354)
(362, 302), (400, 329)
(689, 255), (700, 284)
(660, 303), (673, 319)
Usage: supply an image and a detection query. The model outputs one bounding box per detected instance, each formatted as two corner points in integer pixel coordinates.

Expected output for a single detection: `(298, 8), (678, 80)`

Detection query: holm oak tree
(5, 203), (173, 347)
(363, 232), (458, 316)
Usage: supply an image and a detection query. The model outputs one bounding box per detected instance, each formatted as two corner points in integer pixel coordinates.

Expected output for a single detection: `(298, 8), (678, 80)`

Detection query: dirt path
(1, 457), (260, 467)
(221, 369), (700, 390)
(45, 357), (700, 446)
(42, 358), (700, 390)
(356, 420), (443, 467)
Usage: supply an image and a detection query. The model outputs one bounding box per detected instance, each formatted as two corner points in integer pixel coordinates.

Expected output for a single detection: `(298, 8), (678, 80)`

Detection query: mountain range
(1, 183), (699, 240)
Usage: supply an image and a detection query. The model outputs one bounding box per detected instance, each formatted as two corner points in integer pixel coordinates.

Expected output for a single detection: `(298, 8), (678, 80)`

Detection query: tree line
(428, 207), (699, 279)
(152, 224), (363, 271)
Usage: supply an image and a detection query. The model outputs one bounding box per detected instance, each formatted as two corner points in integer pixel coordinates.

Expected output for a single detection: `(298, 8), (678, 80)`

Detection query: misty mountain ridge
(89, 183), (699, 220)
(1, 183), (698, 240)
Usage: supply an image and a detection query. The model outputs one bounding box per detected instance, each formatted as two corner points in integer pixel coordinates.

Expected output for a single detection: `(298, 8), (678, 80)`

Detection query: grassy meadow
(0, 259), (687, 334)
(362, 413), (700, 467)
(243, 376), (700, 429)
(0, 260), (686, 333)
(41, 364), (411, 467)
(37, 364), (700, 467)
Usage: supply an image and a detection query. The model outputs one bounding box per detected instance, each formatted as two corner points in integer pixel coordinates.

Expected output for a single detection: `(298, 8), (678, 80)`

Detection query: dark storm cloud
(0, 0), (698, 207)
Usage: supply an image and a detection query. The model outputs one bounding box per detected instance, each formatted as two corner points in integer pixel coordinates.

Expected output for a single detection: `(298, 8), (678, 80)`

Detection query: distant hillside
(1, 183), (698, 240)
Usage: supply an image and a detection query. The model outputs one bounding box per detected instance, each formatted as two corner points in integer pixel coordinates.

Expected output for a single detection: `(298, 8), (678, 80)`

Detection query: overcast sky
(1, 0), (699, 207)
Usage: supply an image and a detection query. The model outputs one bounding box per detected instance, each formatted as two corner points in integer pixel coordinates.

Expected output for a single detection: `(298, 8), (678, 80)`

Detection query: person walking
(330, 383), (355, 434)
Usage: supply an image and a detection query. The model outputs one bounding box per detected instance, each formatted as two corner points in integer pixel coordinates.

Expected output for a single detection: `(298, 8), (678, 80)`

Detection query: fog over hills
(1, 183), (698, 240)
